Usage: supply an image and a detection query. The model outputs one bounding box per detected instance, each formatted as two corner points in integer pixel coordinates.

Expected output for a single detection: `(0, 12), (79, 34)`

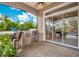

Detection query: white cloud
(20, 22), (24, 24)
(33, 18), (37, 23)
(11, 7), (20, 11)
(0, 14), (2, 17)
(0, 20), (3, 23)
(27, 12), (37, 18)
(18, 12), (37, 24)
(7, 18), (12, 20)
(7, 18), (14, 21)
(18, 12), (28, 22)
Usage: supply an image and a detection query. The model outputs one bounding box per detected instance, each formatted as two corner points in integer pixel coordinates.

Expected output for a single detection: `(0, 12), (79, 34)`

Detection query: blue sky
(0, 4), (37, 24)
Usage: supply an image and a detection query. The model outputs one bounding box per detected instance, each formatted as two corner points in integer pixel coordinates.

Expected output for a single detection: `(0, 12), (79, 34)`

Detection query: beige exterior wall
(38, 15), (43, 33)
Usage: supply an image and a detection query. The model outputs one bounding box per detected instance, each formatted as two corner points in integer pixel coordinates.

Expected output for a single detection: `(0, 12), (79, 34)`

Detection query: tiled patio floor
(17, 42), (79, 57)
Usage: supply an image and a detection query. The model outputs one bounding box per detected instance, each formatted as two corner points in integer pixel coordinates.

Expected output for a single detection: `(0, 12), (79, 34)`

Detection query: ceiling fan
(35, 2), (47, 10)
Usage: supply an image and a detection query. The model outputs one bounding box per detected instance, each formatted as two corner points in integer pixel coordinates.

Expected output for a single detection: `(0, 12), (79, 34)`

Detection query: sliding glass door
(45, 17), (52, 40)
(63, 11), (78, 47)
(45, 11), (78, 48)
(45, 2), (79, 49)
(52, 14), (62, 43)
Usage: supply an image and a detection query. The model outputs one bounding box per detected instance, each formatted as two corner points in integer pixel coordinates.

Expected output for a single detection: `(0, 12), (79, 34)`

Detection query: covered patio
(0, 2), (79, 57)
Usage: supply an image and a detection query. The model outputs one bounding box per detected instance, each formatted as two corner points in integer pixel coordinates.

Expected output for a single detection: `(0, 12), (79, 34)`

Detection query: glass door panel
(63, 11), (78, 47)
(53, 14), (62, 43)
(45, 17), (52, 40)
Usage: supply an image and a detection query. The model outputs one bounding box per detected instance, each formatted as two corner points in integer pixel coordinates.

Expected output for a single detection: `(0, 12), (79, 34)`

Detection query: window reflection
(63, 11), (78, 47)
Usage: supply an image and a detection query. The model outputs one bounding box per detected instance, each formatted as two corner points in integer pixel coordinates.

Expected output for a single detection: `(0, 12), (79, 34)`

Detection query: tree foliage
(20, 21), (37, 30)
(0, 16), (19, 31)
(0, 15), (37, 31)
(0, 35), (16, 57)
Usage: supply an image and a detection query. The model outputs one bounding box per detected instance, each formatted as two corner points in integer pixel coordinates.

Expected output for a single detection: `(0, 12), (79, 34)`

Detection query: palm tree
(0, 15), (19, 31)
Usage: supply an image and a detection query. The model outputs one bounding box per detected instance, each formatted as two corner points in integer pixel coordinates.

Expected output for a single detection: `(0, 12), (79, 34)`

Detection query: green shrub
(0, 35), (16, 57)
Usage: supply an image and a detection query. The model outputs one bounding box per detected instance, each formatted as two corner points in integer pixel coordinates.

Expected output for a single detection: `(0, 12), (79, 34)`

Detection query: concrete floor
(17, 42), (79, 57)
(64, 39), (78, 47)
(47, 38), (78, 47)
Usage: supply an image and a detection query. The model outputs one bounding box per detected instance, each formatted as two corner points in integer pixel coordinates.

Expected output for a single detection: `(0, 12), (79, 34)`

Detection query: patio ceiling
(23, 2), (52, 10)
(0, 2), (63, 16)
(0, 2), (38, 16)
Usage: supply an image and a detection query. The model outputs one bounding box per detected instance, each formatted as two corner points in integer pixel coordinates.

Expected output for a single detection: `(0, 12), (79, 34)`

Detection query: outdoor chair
(11, 31), (23, 49)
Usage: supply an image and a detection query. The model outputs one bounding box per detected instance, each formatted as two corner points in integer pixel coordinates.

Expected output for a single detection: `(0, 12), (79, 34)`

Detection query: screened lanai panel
(0, 4), (37, 31)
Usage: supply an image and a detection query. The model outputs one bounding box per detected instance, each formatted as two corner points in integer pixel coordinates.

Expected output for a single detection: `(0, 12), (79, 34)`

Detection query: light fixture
(35, 2), (47, 10)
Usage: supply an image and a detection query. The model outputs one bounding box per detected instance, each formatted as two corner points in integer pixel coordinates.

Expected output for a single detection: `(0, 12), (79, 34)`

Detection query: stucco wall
(38, 15), (43, 33)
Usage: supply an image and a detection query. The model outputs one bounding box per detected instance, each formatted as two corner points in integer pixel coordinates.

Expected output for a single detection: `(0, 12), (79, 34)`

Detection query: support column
(43, 12), (46, 41)
(78, 2), (79, 48)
